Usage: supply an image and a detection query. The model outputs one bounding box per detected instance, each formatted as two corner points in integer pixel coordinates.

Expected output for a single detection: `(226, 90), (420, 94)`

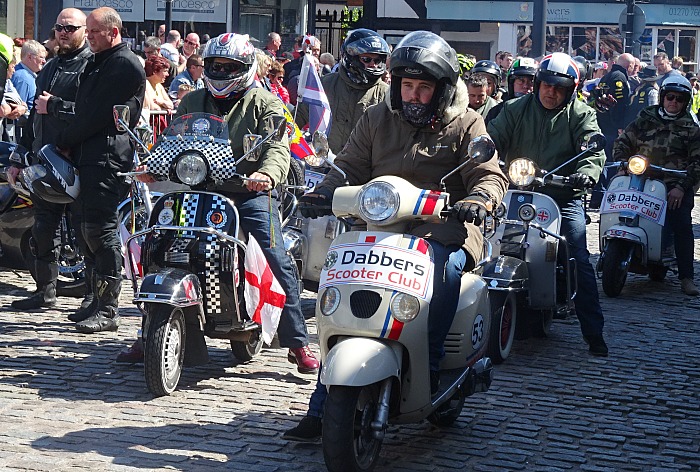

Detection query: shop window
(546, 26), (570, 55)
(679, 29), (697, 71)
(517, 25), (533, 58)
(599, 27), (623, 61)
(572, 27), (597, 60)
(657, 28), (676, 57)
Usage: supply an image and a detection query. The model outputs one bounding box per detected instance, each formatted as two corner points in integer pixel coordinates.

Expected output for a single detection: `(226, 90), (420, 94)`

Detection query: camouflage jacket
(613, 105), (700, 192)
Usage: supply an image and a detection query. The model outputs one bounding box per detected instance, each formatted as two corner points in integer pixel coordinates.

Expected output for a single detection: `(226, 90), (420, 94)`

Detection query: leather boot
(75, 274), (121, 333)
(68, 269), (97, 322)
(11, 283), (57, 310)
(12, 261), (58, 310)
(116, 338), (144, 364)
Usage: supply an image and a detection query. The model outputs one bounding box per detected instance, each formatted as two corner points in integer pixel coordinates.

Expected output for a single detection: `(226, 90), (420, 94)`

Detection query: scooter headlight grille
(350, 290), (381, 319)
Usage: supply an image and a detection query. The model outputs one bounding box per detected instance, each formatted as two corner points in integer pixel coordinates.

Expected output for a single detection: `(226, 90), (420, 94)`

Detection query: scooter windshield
(161, 113), (230, 142)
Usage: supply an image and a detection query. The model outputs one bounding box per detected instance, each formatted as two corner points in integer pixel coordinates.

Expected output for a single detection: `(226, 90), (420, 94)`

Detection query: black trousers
(74, 164), (129, 277)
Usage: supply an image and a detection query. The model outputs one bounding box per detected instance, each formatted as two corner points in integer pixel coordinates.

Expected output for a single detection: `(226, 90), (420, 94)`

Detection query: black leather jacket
(57, 42), (145, 168)
(29, 45), (93, 153)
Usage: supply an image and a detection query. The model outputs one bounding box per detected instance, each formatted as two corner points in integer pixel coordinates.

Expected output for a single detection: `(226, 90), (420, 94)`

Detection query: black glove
(568, 172), (593, 190)
(453, 194), (489, 225)
(298, 190), (333, 218)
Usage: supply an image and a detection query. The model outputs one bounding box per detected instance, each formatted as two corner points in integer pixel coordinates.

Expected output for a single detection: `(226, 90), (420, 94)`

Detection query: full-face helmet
(389, 31), (459, 123)
(534, 52), (581, 106)
(506, 57), (537, 98)
(201, 33), (257, 99)
(340, 28), (391, 85)
(571, 55), (591, 90)
(20, 145), (80, 204)
(471, 60), (501, 97)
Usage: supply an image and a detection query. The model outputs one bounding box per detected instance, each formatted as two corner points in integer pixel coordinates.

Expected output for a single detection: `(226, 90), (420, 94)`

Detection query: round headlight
(175, 152), (207, 185)
(627, 155), (648, 175)
(391, 293), (420, 322)
(508, 158), (538, 187)
(319, 287), (341, 316)
(518, 203), (536, 222)
(358, 182), (399, 223)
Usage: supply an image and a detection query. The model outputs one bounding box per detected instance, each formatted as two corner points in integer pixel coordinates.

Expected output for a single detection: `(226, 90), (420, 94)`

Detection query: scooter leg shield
(320, 338), (402, 387)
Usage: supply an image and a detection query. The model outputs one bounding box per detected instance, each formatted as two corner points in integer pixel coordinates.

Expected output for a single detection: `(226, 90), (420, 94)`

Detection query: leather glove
(568, 172), (593, 190)
(298, 189), (333, 218)
(453, 194), (489, 225)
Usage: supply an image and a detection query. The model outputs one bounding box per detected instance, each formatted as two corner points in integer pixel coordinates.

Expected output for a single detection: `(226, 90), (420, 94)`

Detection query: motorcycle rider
(613, 75), (700, 296)
(295, 28), (390, 154)
(284, 31), (508, 441)
(487, 52), (609, 357)
(54, 7), (145, 333)
(7, 8), (94, 313)
(120, 33), (320, 373)
(485, 57), (537, 125)
(470, 59), (502, 101)
(467, 75), (498, 118)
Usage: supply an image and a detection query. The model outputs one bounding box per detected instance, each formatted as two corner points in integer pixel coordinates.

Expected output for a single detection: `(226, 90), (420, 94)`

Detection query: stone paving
(0, 199), (698, 471)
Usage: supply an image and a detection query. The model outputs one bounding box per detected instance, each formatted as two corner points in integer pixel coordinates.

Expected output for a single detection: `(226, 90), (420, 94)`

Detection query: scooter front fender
(320, 337), (402, 387)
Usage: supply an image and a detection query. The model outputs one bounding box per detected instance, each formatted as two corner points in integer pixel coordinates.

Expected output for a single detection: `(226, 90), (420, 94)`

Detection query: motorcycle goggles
(204, 59), (246, 80)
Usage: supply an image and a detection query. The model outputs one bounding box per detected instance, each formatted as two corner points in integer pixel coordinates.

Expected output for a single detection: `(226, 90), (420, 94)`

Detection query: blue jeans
(558, 199), (605, 337)
(307, 240), (467, 417)
(664, 191), (695, 280)
(230, 191), (309, 348)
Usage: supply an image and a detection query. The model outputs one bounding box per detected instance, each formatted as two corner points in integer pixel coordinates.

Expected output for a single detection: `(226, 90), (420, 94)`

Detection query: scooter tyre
(323, 384), (382, 472)
(144, 305), (186, 397)
(230, 329), (263, 362)
(648, 264), (668, 282)
(601, 240), (629, 297)
(486, 292), (517, 364)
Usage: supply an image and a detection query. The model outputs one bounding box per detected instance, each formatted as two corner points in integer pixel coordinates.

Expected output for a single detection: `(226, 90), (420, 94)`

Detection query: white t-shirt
(160, 43), (179, 63)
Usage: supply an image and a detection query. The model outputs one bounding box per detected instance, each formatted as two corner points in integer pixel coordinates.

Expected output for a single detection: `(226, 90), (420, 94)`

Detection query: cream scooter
(313, 136), (499, 472)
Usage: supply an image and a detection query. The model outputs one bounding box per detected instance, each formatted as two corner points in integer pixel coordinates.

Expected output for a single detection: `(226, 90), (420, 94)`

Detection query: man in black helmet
(284, 30), (507, 442)
(295, 28), (390, 154)
(488, 52), (608, 357)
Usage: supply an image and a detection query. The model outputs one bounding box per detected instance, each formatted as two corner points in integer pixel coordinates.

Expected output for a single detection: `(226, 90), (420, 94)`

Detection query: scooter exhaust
(468, 358), (494, 394)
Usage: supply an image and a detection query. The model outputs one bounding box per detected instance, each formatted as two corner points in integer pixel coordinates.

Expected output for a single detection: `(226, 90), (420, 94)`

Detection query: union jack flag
(297, 54), (332, 137)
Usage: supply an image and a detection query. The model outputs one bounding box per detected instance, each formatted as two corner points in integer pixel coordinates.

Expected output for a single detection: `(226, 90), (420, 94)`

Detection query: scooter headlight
(320, 287), (341, 316)
(175, 152), (208, 185)
(390, 292), (420, 322)
(627, 155), (648, 175)
(508, 158), (538, 187)
(358, 182), (399, 223)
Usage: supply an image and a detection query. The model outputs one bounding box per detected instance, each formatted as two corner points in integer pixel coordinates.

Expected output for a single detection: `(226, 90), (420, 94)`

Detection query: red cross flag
(244, 234), (286, 345)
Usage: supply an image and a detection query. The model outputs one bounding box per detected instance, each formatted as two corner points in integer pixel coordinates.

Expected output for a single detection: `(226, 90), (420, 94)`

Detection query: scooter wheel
(144, 305), (186, 396)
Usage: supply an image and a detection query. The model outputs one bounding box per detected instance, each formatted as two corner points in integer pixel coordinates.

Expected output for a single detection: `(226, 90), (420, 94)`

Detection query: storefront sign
(65, 0), (145, 22)
(145, 0), (227, 23)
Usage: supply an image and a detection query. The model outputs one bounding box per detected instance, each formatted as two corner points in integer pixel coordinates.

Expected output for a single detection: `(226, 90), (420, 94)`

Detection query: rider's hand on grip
(299, 190), (333, 219)
(568, 172), (593, 190)
(453, 194), (489, 225)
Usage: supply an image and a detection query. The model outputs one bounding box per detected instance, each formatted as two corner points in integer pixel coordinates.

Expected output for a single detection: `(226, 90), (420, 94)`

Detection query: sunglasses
(359, 56), (385, 65)
(208, 62), (243, 74)
(665, 93), (687, 103)
(185, 40), (199, 47)
(54, 24), (84, 33)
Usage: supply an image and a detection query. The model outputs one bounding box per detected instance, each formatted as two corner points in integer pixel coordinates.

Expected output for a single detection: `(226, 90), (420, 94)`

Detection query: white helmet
(201, 33), (258, 99)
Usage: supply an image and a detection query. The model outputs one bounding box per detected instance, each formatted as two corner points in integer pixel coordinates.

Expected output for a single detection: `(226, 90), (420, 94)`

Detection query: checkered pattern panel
(203, 196), (228, 315)
(169, 238), (190, 252)
(147, 139), (238, 182)
(179, 193), (199, 238)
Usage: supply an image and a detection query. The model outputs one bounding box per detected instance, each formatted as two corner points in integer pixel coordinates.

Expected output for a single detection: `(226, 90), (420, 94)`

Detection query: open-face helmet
(20, 144), (80, 204)
(471, 59), (501, 97)
(389, 31), (459, 123)
(506, 57), (537, 98)
(340, 28), (390, 85)
(201, 33), (257, 99)
(534, 52), (581, 106)
(659, 75), (692, 105)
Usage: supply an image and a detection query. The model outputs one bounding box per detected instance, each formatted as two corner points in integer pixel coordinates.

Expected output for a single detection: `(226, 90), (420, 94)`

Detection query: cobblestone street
(0, 200), (698, 471)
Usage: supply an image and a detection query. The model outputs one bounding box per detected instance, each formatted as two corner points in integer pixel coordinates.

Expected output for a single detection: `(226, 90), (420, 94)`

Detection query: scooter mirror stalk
(243, 134), (262, 161)
(113, 105), (130, 132)
(439, 135), (496, 192)
(581, 132), (606, 152)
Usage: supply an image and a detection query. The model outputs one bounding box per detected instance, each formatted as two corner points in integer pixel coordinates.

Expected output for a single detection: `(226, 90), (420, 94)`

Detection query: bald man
(55, 7), (145, 333)
(8, 8), (94, 313)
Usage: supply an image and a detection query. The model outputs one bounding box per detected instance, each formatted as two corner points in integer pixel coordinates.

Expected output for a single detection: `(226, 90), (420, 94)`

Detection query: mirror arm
(116, 118), (152, 161)
(233, 121), (287, 166)
(439, 158), (471, 190)
(542, 144), (596, 180)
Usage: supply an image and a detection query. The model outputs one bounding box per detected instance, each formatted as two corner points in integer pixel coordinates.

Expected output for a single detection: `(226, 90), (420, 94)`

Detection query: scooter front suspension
(370, 378), (393, 440)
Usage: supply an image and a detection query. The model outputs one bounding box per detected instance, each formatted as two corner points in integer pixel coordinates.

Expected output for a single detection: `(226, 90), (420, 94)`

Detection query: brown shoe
(681, 278), (699, 296)
(116, 338), (144, 364)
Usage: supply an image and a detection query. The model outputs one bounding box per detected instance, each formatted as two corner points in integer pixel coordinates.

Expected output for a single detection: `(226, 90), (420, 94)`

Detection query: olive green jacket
(176, 87), (290, 193)
(487, 93), (605, 200)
